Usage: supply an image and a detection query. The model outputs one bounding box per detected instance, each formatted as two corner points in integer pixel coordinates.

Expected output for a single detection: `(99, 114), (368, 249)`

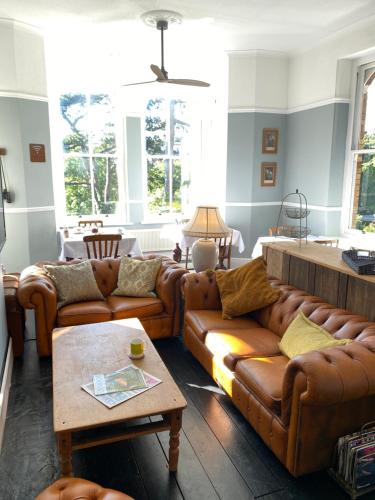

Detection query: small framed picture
(261, 162), (277, 186)
(262, 128), (278, 154)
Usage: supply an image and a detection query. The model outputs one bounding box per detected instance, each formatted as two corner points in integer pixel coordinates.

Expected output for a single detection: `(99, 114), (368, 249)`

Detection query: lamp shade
(182, 206), (231, 238)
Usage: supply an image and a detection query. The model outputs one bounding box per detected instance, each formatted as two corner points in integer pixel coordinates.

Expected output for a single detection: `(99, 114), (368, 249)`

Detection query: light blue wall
(226, 112), (286, 257)
(126, 117), (144, 224)
(226, 103), (349, 256)
(0, 97), (57, 272)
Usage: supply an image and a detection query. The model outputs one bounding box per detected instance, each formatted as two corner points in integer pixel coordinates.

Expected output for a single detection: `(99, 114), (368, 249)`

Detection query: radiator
(129, 228), (174, 252)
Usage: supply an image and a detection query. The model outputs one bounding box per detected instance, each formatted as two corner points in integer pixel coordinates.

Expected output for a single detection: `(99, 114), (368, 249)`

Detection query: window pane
(92, 157), (119, 214)
(147, 98), (166, 112)
(60, 93), (89, 153)
(147, 159), (170, 214)
(146, 134), (168, 154)
(145, 116), (166, 132)
(64, 157), (92, 215)
(90, 94), (116, 154)
(352, 153), (375, 230)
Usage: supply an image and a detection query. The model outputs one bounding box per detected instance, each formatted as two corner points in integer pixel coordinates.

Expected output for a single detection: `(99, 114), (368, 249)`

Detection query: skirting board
(0, 340), (13, 452)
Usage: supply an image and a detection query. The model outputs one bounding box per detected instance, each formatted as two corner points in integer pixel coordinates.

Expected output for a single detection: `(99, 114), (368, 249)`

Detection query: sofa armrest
(181, 271), (222, 311)
(18, 265), (58, 356)
(281, 337), (375, 424)
(155, 259), (188, 316)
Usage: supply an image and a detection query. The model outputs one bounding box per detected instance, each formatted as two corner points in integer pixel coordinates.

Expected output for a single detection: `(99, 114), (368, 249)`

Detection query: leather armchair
(181, 271), (375, 476)
(36, 477), (133, 499)
(18, 256), (187, 356)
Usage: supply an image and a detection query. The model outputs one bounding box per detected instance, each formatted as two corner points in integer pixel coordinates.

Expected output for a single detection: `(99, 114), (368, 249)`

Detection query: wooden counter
(262, 241), (375, 321)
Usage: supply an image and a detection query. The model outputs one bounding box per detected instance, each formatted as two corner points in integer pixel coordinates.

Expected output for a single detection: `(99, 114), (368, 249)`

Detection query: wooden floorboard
(0, 336), (355, 499)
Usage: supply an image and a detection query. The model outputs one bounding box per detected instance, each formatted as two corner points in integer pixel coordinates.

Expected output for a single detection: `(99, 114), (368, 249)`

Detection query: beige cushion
(216, 257), (281, 319)
(279, 310), (352, 358)
(44, 260), (104, 309)
(112, 256), (162, 298)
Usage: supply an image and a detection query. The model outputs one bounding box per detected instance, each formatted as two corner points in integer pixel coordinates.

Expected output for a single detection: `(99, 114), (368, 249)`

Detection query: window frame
(56, 91), (127, 227)
(142, 97), (191, 223)
(342, 58), (375, 234)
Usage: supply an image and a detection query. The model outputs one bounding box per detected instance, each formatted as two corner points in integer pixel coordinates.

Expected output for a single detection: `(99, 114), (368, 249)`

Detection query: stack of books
(81, 365), (161, 408)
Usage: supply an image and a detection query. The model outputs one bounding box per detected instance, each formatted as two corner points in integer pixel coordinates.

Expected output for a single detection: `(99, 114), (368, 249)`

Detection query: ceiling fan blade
(150, 64), (167, 80)
(122, 80), (156, 87)
(166, 78), (210, 87)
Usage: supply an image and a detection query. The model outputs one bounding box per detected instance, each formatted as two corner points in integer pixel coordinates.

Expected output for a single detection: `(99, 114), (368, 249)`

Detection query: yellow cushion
(279, 310), (352, 358)
(215, 257), (281, 319)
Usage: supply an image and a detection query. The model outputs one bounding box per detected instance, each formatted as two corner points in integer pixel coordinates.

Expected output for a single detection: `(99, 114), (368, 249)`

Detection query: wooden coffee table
(52, 318), (187, 476)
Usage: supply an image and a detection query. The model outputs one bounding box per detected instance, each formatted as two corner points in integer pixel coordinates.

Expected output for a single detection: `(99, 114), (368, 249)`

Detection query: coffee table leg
(168, 409), (182, 472)
(57, 431), (73, 477)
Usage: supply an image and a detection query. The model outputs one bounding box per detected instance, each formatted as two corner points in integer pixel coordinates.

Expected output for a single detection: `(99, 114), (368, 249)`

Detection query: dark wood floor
(0, 335), (358, 500)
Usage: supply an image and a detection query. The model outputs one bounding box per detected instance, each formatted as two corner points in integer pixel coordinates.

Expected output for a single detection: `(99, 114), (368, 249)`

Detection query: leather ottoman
(4, 273), (25, 357)
(36, 477), (134, 500)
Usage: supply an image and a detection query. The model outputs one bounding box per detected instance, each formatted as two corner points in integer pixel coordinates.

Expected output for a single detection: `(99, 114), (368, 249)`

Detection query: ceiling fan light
(141, 10), (183, 28)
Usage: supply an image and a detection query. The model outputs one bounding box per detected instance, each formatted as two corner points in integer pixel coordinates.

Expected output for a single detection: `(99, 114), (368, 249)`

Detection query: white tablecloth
(58, 229), (143, 260)
(160, 225), (245, 253)
(251, 235), (340, 259)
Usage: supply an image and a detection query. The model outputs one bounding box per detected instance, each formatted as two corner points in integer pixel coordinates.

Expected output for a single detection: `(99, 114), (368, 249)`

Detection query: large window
(60, 93), (119, 217)
(144, 97), (191, 219)
(350, 63), (375, 232)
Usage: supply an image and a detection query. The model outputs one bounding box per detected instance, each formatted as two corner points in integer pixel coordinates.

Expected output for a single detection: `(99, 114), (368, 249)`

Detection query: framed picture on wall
(261, 162), (277, 186)
(262, 128), (278, 154)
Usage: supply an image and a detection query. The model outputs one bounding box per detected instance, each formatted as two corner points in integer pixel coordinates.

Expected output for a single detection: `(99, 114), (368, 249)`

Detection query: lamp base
(191, 239), (218, 272)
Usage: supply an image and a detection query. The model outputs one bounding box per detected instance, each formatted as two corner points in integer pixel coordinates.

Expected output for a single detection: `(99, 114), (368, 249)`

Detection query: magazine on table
(93, 365), (147, 395)
(82, 366), (162, 409)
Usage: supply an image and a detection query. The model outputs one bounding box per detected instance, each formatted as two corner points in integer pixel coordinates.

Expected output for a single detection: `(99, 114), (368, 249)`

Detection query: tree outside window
(145, 97), (191, 218)
(60, 93), (119, 216)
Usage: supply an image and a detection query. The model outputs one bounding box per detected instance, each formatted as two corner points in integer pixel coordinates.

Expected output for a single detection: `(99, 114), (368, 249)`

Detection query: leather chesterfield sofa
(36, 477), (134, 499)
(18, 256), (187, 357)
(181, 271), (375, 477)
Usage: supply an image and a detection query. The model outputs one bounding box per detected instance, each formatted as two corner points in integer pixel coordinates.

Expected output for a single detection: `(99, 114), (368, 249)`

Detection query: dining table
(58, 228), (143, 260)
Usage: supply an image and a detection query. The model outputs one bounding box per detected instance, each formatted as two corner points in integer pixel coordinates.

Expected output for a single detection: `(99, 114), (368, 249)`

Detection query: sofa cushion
(106, 296), (163, 319)
(57, 301), (112, 327)
(205, 328), (281, 371)
(235, 356), (289, 415)
(279, 310), (352, 359)
(45, 260), (104, 309)
(112, 256), (162, 298)
(216, 257), (280, 319)
(185, 310), (259, 341)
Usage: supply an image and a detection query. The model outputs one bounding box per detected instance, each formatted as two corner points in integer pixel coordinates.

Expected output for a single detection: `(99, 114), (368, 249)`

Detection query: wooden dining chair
(78, 219), (104, 228)
(215, 230), (233, 270)
(83, 234), (121, 259)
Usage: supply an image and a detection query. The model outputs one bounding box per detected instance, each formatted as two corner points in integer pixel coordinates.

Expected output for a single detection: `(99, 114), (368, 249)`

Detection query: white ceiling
(1, 0), (374, 53)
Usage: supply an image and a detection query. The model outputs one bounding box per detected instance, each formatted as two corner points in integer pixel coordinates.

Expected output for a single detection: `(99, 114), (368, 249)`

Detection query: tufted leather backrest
(254, 279), (375, 340)
(33, 255), (179, 299)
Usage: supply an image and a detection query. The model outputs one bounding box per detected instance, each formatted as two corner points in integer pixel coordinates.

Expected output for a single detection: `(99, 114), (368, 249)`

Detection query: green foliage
(145, 116), (166, 131)
(146, 135), (167, 155)
(64, 157), (92, 215)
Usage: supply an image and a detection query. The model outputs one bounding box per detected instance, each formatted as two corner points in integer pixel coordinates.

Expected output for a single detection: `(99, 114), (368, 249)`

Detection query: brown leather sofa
(181, 271), (375, 477)
(18, 256), (187, 357)
(36, 477), (133, 499)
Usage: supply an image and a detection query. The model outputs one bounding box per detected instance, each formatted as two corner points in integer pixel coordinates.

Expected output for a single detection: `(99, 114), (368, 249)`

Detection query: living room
(0, 1), (375, 499)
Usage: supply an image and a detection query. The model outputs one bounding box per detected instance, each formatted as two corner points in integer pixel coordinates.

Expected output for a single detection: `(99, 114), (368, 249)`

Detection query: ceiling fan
(123, 10), (210, 88)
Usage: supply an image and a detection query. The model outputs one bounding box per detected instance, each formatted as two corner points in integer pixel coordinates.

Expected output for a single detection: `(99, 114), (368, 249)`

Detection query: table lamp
(182, 206), (231, 272)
